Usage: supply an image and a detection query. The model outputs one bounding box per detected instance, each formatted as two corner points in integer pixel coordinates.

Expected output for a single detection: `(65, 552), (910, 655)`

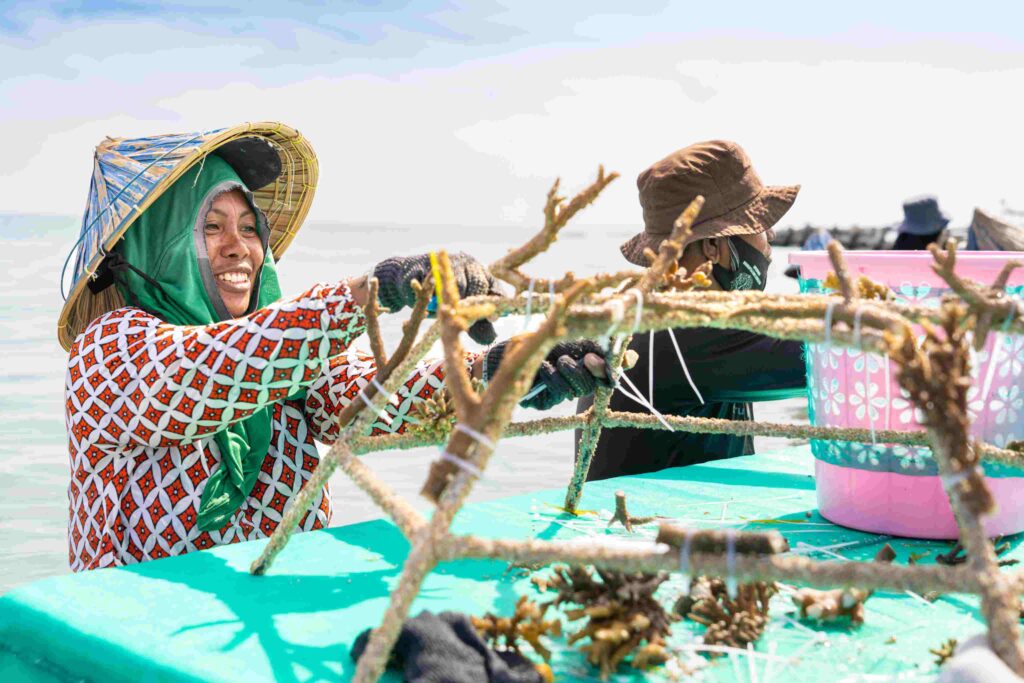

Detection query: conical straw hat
(57, 121), (318, 351)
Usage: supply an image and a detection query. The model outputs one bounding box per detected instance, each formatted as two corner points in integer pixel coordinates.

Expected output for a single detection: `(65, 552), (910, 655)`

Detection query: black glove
(484, 339), (611, 410)
(350, 611), (542, 683)
(373, 252), (501, 344)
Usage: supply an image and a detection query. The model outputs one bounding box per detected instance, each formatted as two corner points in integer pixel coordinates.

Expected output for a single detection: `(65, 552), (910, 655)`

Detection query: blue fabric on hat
(898, 195), (950, 236)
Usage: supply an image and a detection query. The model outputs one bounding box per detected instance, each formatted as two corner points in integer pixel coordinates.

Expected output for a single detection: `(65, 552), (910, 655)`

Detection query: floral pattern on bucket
(801, 278), (1024, 476)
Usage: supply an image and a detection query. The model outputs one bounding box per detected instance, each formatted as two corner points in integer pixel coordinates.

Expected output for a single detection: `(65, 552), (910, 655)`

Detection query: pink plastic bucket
(790, 250), (1024, 538)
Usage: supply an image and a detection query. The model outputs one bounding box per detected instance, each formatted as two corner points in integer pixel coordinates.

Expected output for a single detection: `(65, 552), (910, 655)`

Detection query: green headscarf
(115, 155), (285, 532)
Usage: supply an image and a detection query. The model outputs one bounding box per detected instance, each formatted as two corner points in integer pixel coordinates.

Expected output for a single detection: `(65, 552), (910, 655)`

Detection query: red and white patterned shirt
(65, 281), (449, 571)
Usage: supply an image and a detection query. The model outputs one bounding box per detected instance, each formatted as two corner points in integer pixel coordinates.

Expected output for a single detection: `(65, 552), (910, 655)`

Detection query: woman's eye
(242, 225), (258, 234)
(204, 223), (219, 232)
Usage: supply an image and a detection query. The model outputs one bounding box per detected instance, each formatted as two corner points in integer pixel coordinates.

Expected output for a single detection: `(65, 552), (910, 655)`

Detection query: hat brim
(58, 121), (318, 351)
(620, 184), (800, 266)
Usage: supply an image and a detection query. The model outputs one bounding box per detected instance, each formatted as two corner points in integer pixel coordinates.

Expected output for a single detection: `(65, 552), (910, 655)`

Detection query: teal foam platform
(1, 446), (1014, 681)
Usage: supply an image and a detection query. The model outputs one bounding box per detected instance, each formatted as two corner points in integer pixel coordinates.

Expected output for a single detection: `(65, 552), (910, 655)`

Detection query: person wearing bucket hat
(891, 195), (950, 250)
(61, 124), (610, 572)
(577, 140), (809, 480)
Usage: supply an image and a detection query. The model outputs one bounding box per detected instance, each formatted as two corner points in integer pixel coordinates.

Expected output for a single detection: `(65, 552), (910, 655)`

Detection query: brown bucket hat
(620, 140), (800, 266)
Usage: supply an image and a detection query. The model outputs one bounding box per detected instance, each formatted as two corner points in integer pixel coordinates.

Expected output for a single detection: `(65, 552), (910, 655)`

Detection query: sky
(4, 1), (1024, 231)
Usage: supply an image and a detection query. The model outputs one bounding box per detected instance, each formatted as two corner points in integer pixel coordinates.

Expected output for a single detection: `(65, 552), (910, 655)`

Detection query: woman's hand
(371, 252), (503, 344)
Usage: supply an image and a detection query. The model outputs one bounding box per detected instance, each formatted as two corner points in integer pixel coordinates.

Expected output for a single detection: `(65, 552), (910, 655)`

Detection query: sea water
(0, 214), (803, 593)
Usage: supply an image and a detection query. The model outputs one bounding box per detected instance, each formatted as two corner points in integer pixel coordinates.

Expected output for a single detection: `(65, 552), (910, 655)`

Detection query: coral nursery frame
(247, 169), (1024, 682)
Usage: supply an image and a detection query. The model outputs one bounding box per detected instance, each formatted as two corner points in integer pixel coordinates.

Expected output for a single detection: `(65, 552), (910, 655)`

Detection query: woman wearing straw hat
(60, 123), (607, 571)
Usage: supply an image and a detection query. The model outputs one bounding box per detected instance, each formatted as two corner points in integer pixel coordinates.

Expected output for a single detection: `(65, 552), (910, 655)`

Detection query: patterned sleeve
(303, 348), (479, 443)
(66, 281), (365, 449)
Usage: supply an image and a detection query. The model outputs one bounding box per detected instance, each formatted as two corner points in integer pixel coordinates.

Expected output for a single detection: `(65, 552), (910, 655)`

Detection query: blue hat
(802, 228), (833, 251)
(897, 196), (950, 236)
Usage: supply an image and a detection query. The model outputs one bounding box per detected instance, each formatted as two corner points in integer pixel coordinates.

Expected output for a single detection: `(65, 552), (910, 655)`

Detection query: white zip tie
(357, 392), (391, 425)
(823, 301), (836, 347)
(439, 450), (484, 479)
(729, 650), (743, 683)
(883, 354), (892, 431)
(678, 531), (694, 593)
(628, 288), (644, 334)
(521, 383), (546, 402)
(940, 466), (982, 491)
(852, 307), (864, 347)
(852, 308), (877, 445)
(980, 338), (1000, 404)
(616, 371), (675, 432)
(601, 298), (626, 359)
(453, 423), (495, 451)
(648, 330), (655, 406)
(603, 298), (625, 340)
(612, 378), (650, 410)
(762, 641), (778, 683)
(980, 316), (1014, 404)
(610, 288), (643, 359)
(522, 279), (535, 332)
(668, 328), (705, 405)
(725, 528), (738, 598)
(357, 379), (393, 425)
(683, 643), (788, 663)
(602, 289), (644, 370)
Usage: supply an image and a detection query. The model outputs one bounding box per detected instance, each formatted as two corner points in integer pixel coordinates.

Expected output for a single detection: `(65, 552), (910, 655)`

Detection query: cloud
(5, 3), (1024, 231)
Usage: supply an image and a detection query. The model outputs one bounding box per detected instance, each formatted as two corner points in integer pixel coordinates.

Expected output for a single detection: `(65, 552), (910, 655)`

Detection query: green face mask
(114, 155), (286, 532)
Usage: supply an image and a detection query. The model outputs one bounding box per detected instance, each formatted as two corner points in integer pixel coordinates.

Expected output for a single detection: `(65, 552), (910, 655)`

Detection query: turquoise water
(0, 214), (804, 594)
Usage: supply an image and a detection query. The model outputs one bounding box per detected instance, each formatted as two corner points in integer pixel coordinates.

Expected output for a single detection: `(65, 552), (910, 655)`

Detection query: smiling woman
(56, 124), (483, 571)
(202, 190), (265, 318)
(56, 122), (610, 573)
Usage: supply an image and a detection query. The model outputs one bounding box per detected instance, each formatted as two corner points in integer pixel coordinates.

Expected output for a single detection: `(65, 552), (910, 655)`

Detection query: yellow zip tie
(428, 251), (444, 302)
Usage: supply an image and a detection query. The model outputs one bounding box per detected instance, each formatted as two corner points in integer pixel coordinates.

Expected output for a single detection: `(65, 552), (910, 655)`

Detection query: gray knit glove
(351, 611), (542, 683)
(373, 252), (501, 344)
(484, 340), (611, 410)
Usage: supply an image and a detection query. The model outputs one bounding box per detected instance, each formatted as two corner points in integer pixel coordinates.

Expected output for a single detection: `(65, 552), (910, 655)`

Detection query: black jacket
(577, 327), (806, 480)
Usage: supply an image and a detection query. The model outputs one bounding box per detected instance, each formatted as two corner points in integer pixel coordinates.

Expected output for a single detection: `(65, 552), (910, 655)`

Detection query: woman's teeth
(217, 272), (249, 284)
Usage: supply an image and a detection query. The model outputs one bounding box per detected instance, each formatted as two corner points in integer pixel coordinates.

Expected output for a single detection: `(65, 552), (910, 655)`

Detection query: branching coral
(406, 377), (486, 443)
(791, 586), (871, 626)
(935, 539), (1018, 568)
(242, 166), (1024, 682)
(471, 596), (562, 662)
(930, 240), (1023, 349)
(930, 638), (959, 666)
(676, 576), (776, 649)
(823, 272), (893, 300)
(888, 300), (1024, 671)
(607, 491), (659, 533)
(789, 544), (896, 627)
(537, 565), (675, 679)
